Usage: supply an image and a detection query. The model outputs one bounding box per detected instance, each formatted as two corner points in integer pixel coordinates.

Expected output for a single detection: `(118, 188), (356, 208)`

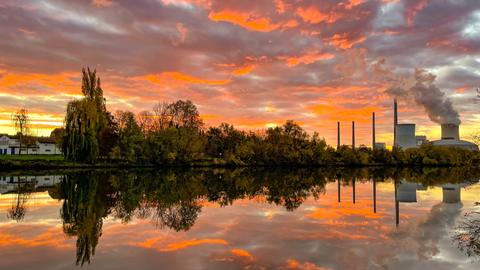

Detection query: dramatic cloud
(0, 0), (479, 145)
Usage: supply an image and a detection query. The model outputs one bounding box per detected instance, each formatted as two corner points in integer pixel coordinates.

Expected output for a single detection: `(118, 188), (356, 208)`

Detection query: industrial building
(396, 123), (417, 149)
(392, 99), (478, 151)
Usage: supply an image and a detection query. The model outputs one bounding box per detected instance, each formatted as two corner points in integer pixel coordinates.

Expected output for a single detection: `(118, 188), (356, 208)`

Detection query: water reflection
(0, 167), (479, 269)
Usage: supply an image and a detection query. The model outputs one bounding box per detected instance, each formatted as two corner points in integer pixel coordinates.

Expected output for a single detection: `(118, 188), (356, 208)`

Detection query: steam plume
(386, 69), (460, 125)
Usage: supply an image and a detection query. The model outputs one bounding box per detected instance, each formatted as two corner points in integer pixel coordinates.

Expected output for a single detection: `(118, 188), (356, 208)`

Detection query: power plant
(393, 99), (478, 151)
(334, 98), (478, 151)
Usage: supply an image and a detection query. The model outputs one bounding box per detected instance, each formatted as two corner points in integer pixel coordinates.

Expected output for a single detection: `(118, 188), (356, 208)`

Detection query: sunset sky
(0, 0), (479, 146)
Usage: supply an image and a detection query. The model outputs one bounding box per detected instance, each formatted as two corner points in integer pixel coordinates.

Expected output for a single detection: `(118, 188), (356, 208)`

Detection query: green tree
(50, 127), (65, 150)
(63, 68), (109, 163)
(114, 111), (143, 161)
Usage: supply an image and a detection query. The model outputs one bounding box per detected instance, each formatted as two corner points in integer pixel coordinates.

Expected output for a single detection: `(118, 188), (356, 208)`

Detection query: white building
(0, 134), (61, 155)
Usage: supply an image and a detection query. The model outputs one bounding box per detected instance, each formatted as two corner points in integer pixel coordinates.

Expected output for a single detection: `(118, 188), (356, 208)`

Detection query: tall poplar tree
(63, 68), (108, 163)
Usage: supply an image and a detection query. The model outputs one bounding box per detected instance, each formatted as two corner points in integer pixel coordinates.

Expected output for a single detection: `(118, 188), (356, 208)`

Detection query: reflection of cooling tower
(397, 181), (417, 202)
(442, 184), (461, 203)
(441, 123), (460, 140)
(396, 124), (416, 149)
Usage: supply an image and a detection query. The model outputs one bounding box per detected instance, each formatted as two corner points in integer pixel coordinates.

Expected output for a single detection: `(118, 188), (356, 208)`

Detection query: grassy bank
(0, 155), (64, 161)
(0, 155), (478, 171)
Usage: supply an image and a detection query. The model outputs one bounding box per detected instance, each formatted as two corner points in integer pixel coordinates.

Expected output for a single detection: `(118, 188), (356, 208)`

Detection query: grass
(0, 154), (64, 161)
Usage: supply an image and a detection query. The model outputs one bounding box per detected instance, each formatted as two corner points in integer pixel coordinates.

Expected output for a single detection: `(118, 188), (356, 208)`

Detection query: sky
(0, 0), (479, 146)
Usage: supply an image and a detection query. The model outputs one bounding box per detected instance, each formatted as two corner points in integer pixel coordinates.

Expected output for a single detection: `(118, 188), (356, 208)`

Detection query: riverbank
(1, 155), (478, 171)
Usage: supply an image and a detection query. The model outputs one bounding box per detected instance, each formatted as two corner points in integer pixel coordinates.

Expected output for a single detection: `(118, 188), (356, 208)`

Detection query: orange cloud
(308, 103), (379, 122)
(278, 50), (334, 67)
(142, 71), (230, 85)
(345, 0), (365, 9)
(276, 0), (288, 14)
(285, 259), (331, 270)
(0, 225), (72, 249)
(0, 71), (79, 95)
(231, 248), (254, 261)
(160, 238), (228, 251)
(296, 6), (340, 24)
(92, 0), (114, 7)
(208, 10), (298, 32)
(209, 10), (280, 32)
(232, 64), (256, 76)
(326, 34), (367, 49)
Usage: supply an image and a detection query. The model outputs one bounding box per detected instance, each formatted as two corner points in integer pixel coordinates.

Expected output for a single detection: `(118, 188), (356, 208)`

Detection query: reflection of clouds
(0, 223), (73, 249)
(0, 183), (479, 269)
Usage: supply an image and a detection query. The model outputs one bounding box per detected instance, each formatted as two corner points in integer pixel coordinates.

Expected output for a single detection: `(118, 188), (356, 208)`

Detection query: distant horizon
(1, 0), (479, 146)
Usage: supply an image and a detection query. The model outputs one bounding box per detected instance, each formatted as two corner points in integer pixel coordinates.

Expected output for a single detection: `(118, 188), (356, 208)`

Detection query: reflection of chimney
(338, 178), (341, 203)
(337, 122), (340, 149)
(394, 99), (398, 147)
(373, 178), (377, 213)
(352, 176), (356, 204)
(372, 112), (376, 149)
(394, 180), (399, 227)
(441, 123), (460, 140)
(352, 121), (355, 150)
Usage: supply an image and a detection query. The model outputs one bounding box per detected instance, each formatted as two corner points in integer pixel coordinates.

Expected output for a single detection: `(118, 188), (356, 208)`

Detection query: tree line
(56, 68), (480, 166)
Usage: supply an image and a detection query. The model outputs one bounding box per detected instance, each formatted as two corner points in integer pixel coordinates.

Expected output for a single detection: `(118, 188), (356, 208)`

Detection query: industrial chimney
(337, 122), (340, 149)
(352, 121), (355, 150)
(441, 123), (459, 140)
(393, 99), (398, 147)
(372, 112), (376, 149)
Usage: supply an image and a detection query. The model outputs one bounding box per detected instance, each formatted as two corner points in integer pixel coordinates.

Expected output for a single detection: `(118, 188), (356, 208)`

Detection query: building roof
(0, 135), (57, 144)
(37, 137), (56, 144)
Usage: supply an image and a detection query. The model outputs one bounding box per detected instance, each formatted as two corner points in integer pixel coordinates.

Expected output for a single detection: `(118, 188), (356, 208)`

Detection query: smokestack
(372, 112), (376, 149)
(394, 99), (398, 147)
(337, 121), (340, 149)
(441, 123), (460, 140)
(352, 121), (355, 150)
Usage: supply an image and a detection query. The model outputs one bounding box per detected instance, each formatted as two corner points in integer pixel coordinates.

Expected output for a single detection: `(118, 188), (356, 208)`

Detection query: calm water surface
(0, 168), (479, 270)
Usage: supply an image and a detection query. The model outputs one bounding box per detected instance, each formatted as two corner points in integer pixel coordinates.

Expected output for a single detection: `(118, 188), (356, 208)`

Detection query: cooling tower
(396, 124), (416, 149)
(441, 123), (460, 140)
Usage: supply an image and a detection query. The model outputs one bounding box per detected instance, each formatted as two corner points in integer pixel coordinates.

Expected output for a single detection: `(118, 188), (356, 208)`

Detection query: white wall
(38, 143), (61, 155)
(0, 136), (61, 155)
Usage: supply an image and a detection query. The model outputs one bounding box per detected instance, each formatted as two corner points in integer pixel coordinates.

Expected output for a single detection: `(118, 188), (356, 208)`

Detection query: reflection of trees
(453, 204), (480, 257)
(7, 182), (32, 222)
(154, 202), (201, 232)
(59, 173), (112, 266)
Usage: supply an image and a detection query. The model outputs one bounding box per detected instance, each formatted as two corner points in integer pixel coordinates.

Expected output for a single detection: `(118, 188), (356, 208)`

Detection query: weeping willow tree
(63, 68), (108, 163)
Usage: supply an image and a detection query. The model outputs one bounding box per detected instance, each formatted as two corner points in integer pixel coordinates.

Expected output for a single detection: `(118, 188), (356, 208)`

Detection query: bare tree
(152, 102), (170, 131)
(453, 203), (480, 258)
(137, 110), (154, 138)
(11, 108), (30, 155)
